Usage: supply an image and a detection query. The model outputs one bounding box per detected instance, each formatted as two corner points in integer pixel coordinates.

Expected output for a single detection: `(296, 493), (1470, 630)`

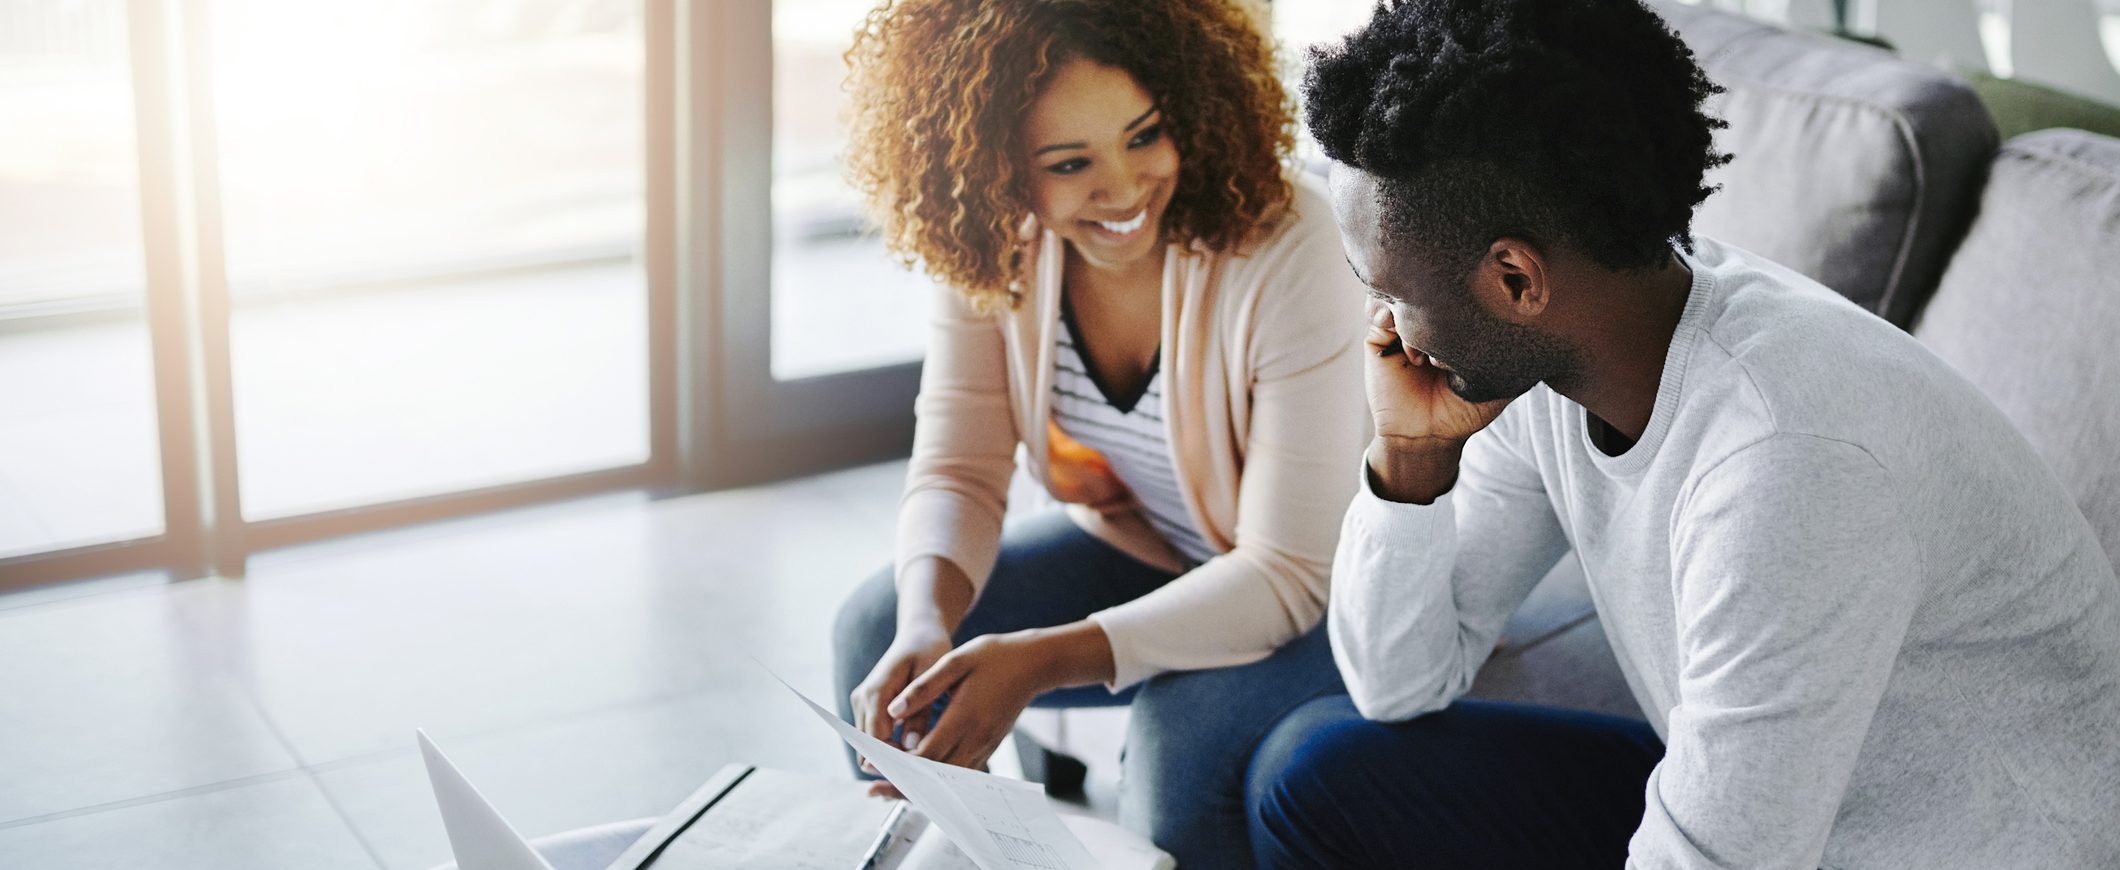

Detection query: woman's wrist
(894, 615), (952, 648)
(1022, 620), (1116, 689)
(896, 556), (975, 638)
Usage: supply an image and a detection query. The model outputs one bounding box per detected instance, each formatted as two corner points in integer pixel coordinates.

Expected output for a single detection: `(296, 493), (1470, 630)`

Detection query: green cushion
(1967, 71), (2120, 141)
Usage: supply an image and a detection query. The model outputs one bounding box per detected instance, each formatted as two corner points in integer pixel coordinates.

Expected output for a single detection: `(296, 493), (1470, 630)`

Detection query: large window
(0, 2), (165, 559)
(768, 0), (930, 380)
(0, 0), (925, 589)
(209, 2), (651, 518)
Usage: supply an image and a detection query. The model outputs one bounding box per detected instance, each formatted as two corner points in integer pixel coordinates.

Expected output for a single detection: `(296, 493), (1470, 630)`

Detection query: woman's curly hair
(844, 0), (1295, 311)
(1303, 0), (1730, 275)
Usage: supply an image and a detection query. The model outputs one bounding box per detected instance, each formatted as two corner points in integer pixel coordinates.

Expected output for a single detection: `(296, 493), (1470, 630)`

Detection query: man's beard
(1437, 309), (1578, 404)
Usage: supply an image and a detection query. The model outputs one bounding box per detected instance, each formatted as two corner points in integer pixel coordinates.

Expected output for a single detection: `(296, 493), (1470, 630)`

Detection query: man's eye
(1128, 124), (1164, 148)
(1045, 158), (1089, 175)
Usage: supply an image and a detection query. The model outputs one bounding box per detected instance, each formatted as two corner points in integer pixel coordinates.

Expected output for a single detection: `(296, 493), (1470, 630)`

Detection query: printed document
(774, 674), (1098, 870)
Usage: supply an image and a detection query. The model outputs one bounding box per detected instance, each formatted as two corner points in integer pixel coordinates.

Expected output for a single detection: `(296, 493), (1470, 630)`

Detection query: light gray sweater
(1330, 237), (2120, 869)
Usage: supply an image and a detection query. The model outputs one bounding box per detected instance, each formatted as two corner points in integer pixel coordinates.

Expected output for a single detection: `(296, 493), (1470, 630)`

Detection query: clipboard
(603, 764), (761, 869)
(605, 764), (914, 870)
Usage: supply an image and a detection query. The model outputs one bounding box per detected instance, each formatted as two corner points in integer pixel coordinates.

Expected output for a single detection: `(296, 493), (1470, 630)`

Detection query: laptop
(418, 729), (556, 870)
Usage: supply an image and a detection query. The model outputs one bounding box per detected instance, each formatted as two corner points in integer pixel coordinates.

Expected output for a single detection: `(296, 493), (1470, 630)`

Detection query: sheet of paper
(842, 806), (984, 870)
(772, 673), (1098, 870)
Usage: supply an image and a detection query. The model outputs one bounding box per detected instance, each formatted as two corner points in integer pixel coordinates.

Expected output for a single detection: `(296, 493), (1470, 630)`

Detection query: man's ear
(1475, 237), (1550, 321)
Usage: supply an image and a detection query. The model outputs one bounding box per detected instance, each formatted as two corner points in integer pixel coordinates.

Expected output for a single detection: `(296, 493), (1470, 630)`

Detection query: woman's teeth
(1096, 211), (1147, 235)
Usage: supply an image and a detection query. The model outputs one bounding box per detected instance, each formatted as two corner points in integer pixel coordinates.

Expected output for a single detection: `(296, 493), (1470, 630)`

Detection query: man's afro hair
(1303, 0), (1730, 273)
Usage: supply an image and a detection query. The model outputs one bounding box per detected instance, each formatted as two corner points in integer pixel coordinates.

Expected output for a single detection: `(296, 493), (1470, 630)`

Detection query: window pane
(0, 2), (166, 557)
(1271, 1), (1377, 169)
(770, 0), (930, 381)
(212, 1), (650, 519)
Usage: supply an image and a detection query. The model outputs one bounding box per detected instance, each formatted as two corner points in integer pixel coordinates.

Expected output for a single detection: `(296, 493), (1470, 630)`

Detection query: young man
(1246, 1), (2120, 867)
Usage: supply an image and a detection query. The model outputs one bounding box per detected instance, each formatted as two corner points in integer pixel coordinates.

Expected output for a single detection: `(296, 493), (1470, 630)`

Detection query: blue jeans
(1247, 695), (1666, 869)
(833, 511), (1343, 870)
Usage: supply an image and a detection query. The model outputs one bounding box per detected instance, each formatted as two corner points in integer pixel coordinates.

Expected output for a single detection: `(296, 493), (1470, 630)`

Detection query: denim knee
(1246, 695), (1379, 868)
(1119, 633), (1340, 870)
(831, 566), (898, 709)
(1248, 696), (1361, 809)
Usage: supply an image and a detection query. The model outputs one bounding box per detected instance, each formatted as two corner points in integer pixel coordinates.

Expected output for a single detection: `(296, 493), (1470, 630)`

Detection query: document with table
(783, 676), (1105, 869)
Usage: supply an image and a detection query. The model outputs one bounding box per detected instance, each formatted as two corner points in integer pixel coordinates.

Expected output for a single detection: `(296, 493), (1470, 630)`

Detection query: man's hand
(1364, 300), (1511, 503)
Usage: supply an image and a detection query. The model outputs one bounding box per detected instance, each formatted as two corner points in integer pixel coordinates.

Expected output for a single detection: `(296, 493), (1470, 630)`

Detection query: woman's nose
(1091, 157), (1144, 207)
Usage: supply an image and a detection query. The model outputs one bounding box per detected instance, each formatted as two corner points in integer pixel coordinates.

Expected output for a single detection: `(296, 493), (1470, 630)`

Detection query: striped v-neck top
(1050, 326), (1218, 566)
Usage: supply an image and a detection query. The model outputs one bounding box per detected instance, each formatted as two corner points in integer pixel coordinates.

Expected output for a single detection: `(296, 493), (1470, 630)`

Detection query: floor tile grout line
(226, 644), (388, 868)
(0, 617), (334, 833)
(304, 769), (393, 870)
(289, 662), (849, 776)
(211, 593), (708, 869)
(0, 766), (311, 832)
(229, 643), (321, 771)
(298, 683), (726, 775)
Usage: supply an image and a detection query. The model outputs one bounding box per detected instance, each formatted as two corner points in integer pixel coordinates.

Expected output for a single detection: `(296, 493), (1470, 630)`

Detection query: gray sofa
(1473, 3), (2120, 720)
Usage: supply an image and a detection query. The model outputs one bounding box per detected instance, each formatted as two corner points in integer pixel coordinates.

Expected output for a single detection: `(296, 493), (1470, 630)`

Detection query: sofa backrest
(1656, 3), (1998, 328)
(1915, 129), (2120, 560)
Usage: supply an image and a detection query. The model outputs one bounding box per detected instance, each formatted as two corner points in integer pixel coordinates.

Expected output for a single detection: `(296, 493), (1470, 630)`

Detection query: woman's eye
(1128, 124), (1164, 148)
(1045, 158), (1089, 175)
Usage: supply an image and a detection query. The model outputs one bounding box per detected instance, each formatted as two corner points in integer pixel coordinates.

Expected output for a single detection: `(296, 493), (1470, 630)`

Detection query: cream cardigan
(894, 179), (1371, 688)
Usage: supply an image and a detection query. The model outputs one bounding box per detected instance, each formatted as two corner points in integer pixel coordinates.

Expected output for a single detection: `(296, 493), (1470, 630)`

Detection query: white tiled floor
(0, 459), (938, 870)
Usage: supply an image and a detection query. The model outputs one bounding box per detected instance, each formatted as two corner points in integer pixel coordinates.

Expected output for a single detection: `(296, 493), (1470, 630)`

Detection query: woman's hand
(891, 633), (1050, 770)
(850, 621), (953, 776)
(867, 622), (1114, 796)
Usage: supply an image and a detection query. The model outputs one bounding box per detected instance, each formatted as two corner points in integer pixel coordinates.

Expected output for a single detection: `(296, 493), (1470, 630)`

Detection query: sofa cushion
(1915, 129), (2120, 559)
(1655, 3), (1998, 327)
(1495, 554), (1597, 651)
(1966, 70), (2120, 142)
(1469, 614), (1644, 722)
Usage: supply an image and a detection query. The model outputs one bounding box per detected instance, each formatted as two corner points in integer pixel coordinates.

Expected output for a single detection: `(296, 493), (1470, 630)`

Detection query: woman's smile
(1087, 207), (1151, 242)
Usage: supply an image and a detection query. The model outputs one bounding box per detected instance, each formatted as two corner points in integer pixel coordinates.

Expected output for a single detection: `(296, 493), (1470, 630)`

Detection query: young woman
(830, 0), (1368, 864)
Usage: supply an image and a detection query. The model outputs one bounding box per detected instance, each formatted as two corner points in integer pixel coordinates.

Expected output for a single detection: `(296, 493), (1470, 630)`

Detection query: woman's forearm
(897, 558), (1116, 690)
(1026, 620), (1118, 689)
(896, 556), (978, 638)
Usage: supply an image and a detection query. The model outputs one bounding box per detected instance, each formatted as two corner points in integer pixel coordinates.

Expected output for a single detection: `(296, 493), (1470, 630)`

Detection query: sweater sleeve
(1327, 402), (1572, 720)
(1628, 434), (1921, 869)
(892, 279), (1021, 596)
(1086, 215), (1373, 689)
